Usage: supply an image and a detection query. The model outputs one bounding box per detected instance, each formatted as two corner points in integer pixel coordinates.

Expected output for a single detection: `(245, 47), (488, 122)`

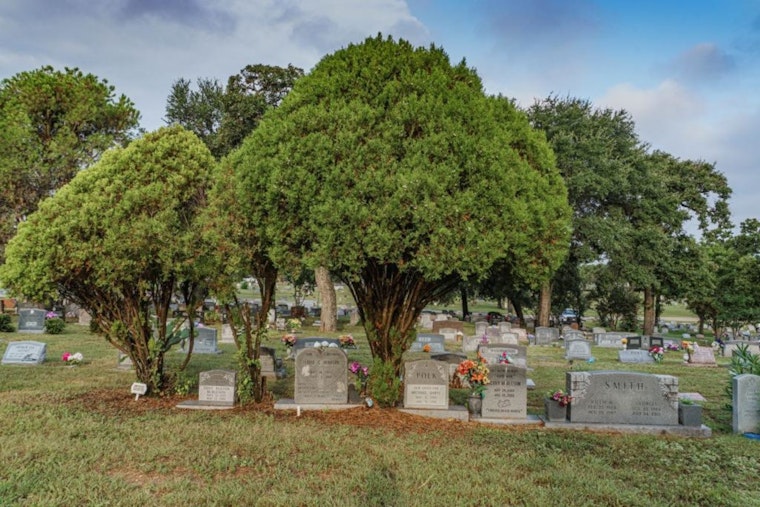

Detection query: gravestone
(493, 332), (519, 345)
(618, 349), (655, 363)
(498, 322), (512, 333)
(722, 341), (760, 357)
(732, 374), (760, 434)
(475, 321), (488, 337)
(486, 326), (501, 340)
(462, 335), (482, 353)
(403, 359), (448, 410)
(438, 327), (459, 343)
(2, 341), (46, 365)
(649, 336), (665, 349)
(294, 347), (348, 405)
(688, 346), (717, 366)
(625, 336), (642, 350)
(511, 328), (529, 344)
(567, 371), (679, 425)
(477, 344), (527, 368)
(534, 327), (558, 345)
(17, 309), (46, 334)
(78, 310), (92, 326)
(419, 313), (434, 330)
(190, 327), (222, 354)
(220, 324), (235, 344)
(409, 334), (445, 353)
(197, 369), (237, 407)
(432, 320), (463, 334)
(599, 332), (636, 348)
(592, 327), (606, 335)
(481, 364), (527, 420)
(563, 330), (585, 342)
(565, 339), (592, 361)
(117, 351), (133, 370)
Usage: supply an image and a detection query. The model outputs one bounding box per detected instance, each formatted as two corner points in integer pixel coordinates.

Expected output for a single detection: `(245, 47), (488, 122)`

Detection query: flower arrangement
(349, 361), (370, 394)
(62, 352), (83, 366)
(313, 340), (339, 350)
(281, 334), (297, 348)
(546, 388), (572, 407)
(339, 334), (356, 348)
(456, 357), (490, 396)
(286, 318), (302, 332)
(649, 345), (664, 363)
(498, 352), (513, 364)
(682, 340), (695, 362)
(422, 343), (431, 353)
(666, 342), (680, 352)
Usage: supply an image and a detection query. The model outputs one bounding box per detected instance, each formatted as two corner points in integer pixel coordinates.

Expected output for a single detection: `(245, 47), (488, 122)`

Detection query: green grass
(1, 321), (758, 506)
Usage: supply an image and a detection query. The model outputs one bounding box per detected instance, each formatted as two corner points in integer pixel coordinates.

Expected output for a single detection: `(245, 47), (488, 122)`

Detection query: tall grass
(0, 322), (758, 506)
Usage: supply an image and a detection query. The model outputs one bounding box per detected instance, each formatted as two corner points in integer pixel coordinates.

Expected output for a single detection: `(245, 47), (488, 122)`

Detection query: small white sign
(131, 382), (148, 400)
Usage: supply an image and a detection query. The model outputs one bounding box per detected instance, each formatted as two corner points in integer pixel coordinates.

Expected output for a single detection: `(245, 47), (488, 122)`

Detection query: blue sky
(1, 0), (758, 228)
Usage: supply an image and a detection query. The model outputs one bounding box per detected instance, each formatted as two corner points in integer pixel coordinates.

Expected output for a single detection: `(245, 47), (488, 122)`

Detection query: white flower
(328, 343), (338, 348)
(72, 352), (83, 362)
(321, 341), (329, 347)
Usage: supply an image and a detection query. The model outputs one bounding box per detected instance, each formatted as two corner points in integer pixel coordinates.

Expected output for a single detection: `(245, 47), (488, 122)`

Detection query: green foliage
(0, 313), (13, 332)
(0, 126), (219, 394)
(236, 35), (570, 383)
(367, 357), (401, 408)
(44, 317), (65, 335)
(0, 66), (140, 260)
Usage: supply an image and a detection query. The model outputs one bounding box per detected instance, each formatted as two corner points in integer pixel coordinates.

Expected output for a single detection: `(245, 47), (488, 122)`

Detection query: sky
(1, 0), (759, 228)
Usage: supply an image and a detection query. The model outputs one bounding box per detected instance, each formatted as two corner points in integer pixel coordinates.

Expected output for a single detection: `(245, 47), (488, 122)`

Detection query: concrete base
(471, 414), (543, 426)
(273, 399), (364, 411)
(176, 400), (235, 410)
(398, 405), (469, 422)
(540, 418), (712, 437)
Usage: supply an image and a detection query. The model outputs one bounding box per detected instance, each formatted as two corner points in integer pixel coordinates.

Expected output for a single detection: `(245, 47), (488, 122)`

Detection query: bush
(0, 314), (14, 332)
(367, 358), (401, 408)
(45, 317), (65, 334)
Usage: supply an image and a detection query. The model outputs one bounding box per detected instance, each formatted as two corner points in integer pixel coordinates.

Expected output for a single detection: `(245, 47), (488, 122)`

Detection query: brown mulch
(72, 388), (481, 438)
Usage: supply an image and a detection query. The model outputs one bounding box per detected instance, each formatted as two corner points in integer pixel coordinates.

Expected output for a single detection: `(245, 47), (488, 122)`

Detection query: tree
(0, 126), (217, 394)
(0, 66), (140, 260)
(235, 35), (571, 400)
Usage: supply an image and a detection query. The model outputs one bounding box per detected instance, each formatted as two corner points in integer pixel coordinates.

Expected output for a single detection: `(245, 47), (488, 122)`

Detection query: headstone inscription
(409, 334), (445, 353)
(481, 364), (527, 420)
(2, 341), (47, 365)
(419, 313), (434, 330)
(597, 332), (634, 348)
(511, 328), (528, 344)
(294, 347), (348, 405)
(565, 339), (592, 361)
(567, 371), (678, 425)
(198, 369), (237, 407)
(732, 374), (760, 434)
(403, 360), (448, 410)
(534, 327), (558, 345)
(17, 309), (46, 334)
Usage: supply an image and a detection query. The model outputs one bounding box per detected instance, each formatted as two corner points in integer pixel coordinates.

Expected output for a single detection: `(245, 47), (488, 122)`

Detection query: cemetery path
(76, 388), (493, 438)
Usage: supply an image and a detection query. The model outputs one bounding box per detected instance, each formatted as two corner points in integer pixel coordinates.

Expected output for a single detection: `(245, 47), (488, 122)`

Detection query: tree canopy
(0, 126), (217, 394)
(0, 66), (140, 260)
(232, 35), (571, 398)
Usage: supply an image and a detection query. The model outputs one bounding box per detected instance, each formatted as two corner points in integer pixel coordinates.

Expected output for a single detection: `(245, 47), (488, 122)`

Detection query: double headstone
(2, 341), (47, 365)
(567, 371), (678, 425)
(409, 334), (445, 353)
(294, 347), (348, 404)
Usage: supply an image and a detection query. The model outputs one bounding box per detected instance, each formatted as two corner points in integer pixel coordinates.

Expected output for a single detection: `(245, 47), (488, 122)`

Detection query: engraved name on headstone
(403, 360), (448, 409)
(294, 347), (348, 404)
(481, 364), (527, 419)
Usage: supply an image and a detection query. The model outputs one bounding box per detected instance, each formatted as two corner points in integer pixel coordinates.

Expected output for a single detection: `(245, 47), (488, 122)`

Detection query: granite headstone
(294, 347), (348, 404)
(403, 359), (449, 409)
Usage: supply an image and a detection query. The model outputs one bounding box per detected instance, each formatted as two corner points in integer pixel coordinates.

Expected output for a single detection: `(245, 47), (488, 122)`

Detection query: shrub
(367, 358), (401, 408)
(0, 314), (14, 332)
(45, 317), (65, 334)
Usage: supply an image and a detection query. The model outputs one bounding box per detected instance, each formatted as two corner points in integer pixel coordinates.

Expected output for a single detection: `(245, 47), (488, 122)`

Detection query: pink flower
(349, 361), (361, 374)
(62, 352), (71, 362)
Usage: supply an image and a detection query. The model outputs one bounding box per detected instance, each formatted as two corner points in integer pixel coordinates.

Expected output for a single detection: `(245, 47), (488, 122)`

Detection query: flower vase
(467, 394), (482, 416)
(544, 398), (567, 422)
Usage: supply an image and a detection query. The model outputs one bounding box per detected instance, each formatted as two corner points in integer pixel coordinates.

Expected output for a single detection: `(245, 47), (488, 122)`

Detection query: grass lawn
(1, 320), (758, 506)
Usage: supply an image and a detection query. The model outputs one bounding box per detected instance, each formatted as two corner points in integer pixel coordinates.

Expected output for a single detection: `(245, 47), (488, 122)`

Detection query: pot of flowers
(545, 389), (571, 422)
(456, 357), (490, 416)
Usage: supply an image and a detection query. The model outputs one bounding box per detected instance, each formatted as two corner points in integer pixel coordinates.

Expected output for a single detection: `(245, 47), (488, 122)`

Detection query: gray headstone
(78, 310), (92, 326)
(625, 336), (642, 350)
(477, 344), (527, 368)
(492, 332), (519, 345)
(567, 371), (679, 425)
(498, 322), (512, 333)
(409, 334), (445, 353)
(2, 341), (47, 365)
(618, 349), (655, 363)
(563, 330), (585, 341)
(475, 321), (488, 337)
(732, 374), (760, 434)
(649, 336), (665, 349)
(17, 309), (46, 334)
(403, 359), (449, 409)
(565, 339), (592, 361)
(481, 364), (527, 419)
(723, 341), (760, 357)
(198, 369), (237, 406)
(486, 326), (501, 339)
(294, 347), (348, 404)
(534, 327), (559, 345)
(511, 328), (528, 343)
(117, 351), (133, 369)
(220, 324), (235, 344)
(419, 313), (434, 330)
(438, 327), (459, 343)
(431, 352), (467, 382)
(462, 335), (482, 353)
(689, 346), (716, 365)
(192, 327), (221, 354)
(432, 320), (463, 334)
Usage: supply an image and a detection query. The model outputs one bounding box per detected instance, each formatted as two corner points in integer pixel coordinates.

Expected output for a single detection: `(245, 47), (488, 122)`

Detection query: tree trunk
(513, 301), (525, 327)
(642, 286), (656, 335)
(537, 281), (552, 327)
(316, 266), (337, 332)
(460, 285), (469, 321)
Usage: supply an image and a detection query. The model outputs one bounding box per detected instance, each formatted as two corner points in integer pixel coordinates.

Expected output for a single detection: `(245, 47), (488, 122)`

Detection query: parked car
(561, 308), (579, 324)
(486, 311), (505, 325)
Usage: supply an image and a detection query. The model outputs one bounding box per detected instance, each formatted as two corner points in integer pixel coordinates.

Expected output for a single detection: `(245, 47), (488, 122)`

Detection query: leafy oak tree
(234, 35), (571, 400)
(0, 126), (217, 394)
(0, 66), (140, 260)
